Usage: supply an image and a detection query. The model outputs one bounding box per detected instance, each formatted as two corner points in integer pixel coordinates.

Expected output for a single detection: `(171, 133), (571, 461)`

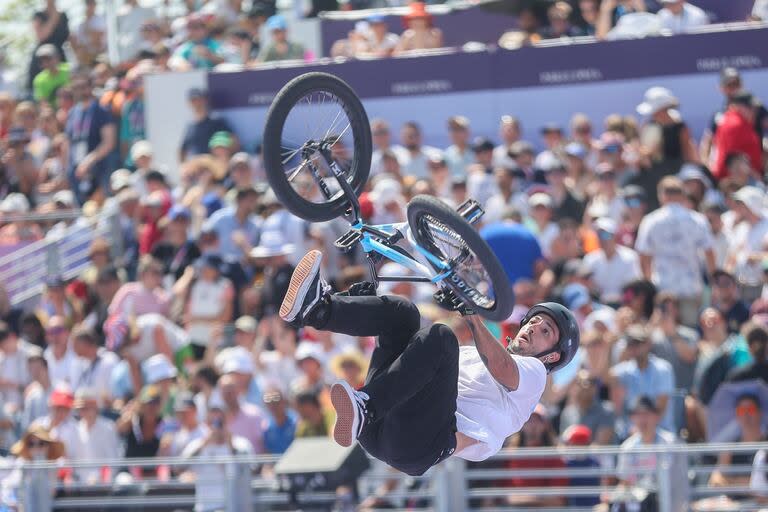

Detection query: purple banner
(209, 26), (768, 110)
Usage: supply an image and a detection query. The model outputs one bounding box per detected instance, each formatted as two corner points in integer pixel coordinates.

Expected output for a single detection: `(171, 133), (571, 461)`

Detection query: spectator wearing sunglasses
(709, 394), (765, 491)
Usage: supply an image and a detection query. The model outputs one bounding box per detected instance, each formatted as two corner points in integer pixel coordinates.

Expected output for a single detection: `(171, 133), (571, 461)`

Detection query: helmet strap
(534, 350), (561, 366)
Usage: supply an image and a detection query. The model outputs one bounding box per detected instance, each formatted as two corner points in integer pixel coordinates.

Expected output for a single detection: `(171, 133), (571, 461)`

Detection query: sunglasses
(625, 197), (643, 208)
(47, 327), (66, 336)
(597, 230), (614, 241)
(736, 403), (759, 417)
(599, 172), (616, 181)
(28, 439), (49, 448)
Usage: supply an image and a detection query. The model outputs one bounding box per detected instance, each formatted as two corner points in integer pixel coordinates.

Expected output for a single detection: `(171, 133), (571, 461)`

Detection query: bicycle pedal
(456, 199), (485, 225)
(334, 229), (363, 252)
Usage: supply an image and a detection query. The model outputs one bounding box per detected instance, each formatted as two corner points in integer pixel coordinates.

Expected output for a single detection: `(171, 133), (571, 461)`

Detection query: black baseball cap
(720, 67), (741, 85)
(187, 87), (208, 100)
(471, 137), (495, 153)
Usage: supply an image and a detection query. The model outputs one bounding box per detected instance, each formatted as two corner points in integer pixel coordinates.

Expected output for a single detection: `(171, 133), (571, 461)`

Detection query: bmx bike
(262, 72), (513, 322)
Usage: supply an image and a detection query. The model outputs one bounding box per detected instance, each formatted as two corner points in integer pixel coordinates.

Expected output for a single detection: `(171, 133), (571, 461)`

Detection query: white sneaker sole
(331, 381), (359, 448)
(279, 250), (323, 322)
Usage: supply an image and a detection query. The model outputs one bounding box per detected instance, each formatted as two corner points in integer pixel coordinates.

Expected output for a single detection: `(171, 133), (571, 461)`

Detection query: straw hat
(183, 154), (227, 181)
(330, 350), (369, 380)
(11, 425), (65, 460)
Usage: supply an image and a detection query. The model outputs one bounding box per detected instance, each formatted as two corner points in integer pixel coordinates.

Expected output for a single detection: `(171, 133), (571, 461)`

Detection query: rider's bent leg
(361, 323), (460, 475)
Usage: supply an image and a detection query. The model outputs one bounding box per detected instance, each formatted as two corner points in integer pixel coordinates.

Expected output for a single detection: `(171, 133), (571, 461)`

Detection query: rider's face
(508, 314), (559, 358)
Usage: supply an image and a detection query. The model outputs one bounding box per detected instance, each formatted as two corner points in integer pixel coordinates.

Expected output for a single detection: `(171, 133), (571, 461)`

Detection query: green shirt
(258, 42), (305, 62)
(33, 63), (70, 106)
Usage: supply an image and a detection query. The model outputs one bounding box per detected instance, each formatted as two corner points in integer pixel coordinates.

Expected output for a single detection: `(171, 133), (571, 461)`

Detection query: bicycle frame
(314, 146), (455, 288)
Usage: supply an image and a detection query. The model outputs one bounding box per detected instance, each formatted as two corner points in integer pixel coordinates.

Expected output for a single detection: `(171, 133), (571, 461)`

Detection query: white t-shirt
(728, 218), (768, 287)
(70, 417), (121, 482)
(657, 3), (709, 34)
(455, 346), (547, 461)
(169, 424), (209, 457)
(583, 245), (642, 303)
(73, 349), (119, 403)
(44, 347), (87, 389)
(128, 313), (190, 361)
(182, 436), (253, 512)
(187, 278), (231, 344)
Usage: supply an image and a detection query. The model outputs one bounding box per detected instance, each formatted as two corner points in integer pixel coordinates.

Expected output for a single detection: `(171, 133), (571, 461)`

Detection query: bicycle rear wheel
(407, 195), (513, 322)
(262, 72), (372, 222)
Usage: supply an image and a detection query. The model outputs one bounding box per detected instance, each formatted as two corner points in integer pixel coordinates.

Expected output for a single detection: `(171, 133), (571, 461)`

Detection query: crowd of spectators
(0, 0), (768, 510)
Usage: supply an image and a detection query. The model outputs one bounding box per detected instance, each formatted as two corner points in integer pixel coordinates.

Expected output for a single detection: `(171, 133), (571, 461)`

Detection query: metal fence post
(433, 457), (468, 512)
(656, 450), (673, 512)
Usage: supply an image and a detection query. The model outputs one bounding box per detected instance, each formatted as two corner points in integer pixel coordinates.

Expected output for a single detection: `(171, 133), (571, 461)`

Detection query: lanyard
(72, 102), (95, 141)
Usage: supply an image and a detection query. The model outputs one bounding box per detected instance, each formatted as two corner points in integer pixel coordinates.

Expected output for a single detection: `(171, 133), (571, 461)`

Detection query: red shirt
(505, 456), (569, 488)
(713, 108), (763, 180)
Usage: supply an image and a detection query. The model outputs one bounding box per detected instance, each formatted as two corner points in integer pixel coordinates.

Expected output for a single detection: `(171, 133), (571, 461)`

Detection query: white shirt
(44, 347), (87, 389)
(393, 145), (442, 179)
(635, 203), (713, 297)
(128, 313), (190, 361)
(444, 145), (474, 176)
(182, 436), (253, 512)
(70, 417), (121, 482)
(169, 424), (209, 457)
(728, 218), (768, 287)
(467, 171), (499, 208)
(260, 209), (309, 266)
(455, 346), (547, 461)
(0, 340), (37, 407)
(73, 349), (119, 403)
(583, 245), (642, 303)
(31, 415), (79, 451)
(657, 3), (709, 34)
(259, 351), (300, 395)
(116, 6), (156, 62)
(750, 449), (768, 497)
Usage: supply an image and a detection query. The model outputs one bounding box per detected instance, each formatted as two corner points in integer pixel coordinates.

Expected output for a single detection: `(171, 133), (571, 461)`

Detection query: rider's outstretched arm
(464, 315), (520, 391)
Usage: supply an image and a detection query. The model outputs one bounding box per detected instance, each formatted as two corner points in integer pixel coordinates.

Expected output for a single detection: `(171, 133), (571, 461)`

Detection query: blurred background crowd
(1, 0), (768, 510)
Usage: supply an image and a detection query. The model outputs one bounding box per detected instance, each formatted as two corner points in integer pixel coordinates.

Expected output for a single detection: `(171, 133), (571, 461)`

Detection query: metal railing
(0, 209), (122, 307)
(2, 441), (766, 511)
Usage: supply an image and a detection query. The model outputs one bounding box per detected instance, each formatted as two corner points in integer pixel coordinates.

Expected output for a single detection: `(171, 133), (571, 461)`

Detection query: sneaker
(330, 380), (370, 447)
(279, 250), (331, 324)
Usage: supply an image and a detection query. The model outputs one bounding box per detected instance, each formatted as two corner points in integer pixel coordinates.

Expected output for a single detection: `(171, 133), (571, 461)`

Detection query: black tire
(407, 195), (513, 322)
(262, 72), (372, 222)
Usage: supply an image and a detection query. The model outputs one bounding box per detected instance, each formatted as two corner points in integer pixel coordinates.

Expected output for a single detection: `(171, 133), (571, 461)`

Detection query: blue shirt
(613, 354), (676, 432)
(65, 99), (116, 171)
(263, 409), (298, 454)
(480, 221), (543, 285)
(180, 115), (232, 158)
(207, 207), (260, 261)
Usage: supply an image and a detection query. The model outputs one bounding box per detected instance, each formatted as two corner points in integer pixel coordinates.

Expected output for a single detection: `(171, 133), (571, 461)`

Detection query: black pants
(320, 294), (459, 476)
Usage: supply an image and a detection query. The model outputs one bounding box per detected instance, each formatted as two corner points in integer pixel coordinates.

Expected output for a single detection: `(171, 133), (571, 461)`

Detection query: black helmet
(519, 302), (580, 374)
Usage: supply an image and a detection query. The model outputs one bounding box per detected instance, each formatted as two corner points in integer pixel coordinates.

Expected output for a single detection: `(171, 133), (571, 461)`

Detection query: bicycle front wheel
(262, 72), (372, 222)
(407, 195), (513, 322)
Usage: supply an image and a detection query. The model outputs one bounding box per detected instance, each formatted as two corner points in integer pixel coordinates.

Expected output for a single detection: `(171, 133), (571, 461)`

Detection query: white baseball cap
(142, 354), (178, 384)
(636, 86), (679, 116)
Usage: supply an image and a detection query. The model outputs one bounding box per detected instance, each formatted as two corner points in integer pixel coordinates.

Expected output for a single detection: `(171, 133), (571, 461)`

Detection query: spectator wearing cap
(363, 14), (399, 58)
(504, 404), (567, 507)
(65, 72), (117, 205)
(539, 122), (565, 154)
(28, 0), (69, 92)
(712, 91), (764, 181)
(726, 186), (768, 301)
(116, 384), (165, 467)
(615, 395), (688, 510)
(493, 115), (522, 170)
(207, 186), (261, 261)
(0, 320), (39, 416)
(208, 130), (235, 164)
(70, 387), (121, 483)
(657, 0), (708, 33)
(583, 217), (641, 305)
(109, 255), (171, 317)
(509, 140), (537, 181)
(35, 275), (77, 327)
(221, 28), (257, 65)
(467, 136), (499, 206)
(541, 1), (583, 38)
(396, 121), (442, 179)
(525, 192), (559, 259)
(611, 324), (676, 434)
(561, 370), (616, 445)
(636, 176), (715, 327)
(151, 205), (201, 282)
(183, 253), (234, 360)
(160, 391), (208, 457)
(32, 44), (69, 106)
(292, 341), (329, 401)
(393, 2), (443, 55)
(225, 152), (254, 193)
(71, 327), (117, 407)
(561, 424), (602, 507)
(231, 315), (258, 351)
(182, 391), (254, 512)
(262, 388), (297, 454)
(368, 177), (406, 225)
(29, 386), (78, 449)
(257, 14), (305, 62)
(678, 163), (718, 210)
(216, 373), (265, 453)
(615, 185), (647, 248)
(172, 14), (225, 70)
(42, 315), (84, 389)
(215, 345), (262, 406)
(81, 237), (124, 287)
(0, 194), (42, 246)
(443, 116), (473, 176)
(636, 86), (699, 169)
(702, 68), (768, 166)
(179, 88), (234, 161)
(711, 270), (750, 334)
(250, 231), (297, 318)
(330, 21), (374, 59)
